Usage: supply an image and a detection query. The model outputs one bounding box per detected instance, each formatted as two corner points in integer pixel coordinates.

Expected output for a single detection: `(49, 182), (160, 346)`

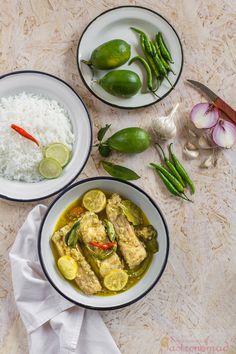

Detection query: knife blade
(187, 79), (236, 125)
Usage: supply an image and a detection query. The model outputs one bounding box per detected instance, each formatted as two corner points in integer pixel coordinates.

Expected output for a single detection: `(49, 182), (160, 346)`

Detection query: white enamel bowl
(38, 177), (169, 310)
(0, 71), (92, 202)
(77, 5), (183, 109)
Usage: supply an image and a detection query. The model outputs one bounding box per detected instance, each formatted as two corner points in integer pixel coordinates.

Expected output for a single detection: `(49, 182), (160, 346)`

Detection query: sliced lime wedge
(45, 143), (70, 167)
(38, 158), (62, 179)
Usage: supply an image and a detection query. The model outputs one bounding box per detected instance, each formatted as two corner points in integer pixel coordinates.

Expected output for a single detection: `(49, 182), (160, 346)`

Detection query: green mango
(83, 39), (131, 70)
(107, 127), (151, 153)
(98, 70), (141, 98)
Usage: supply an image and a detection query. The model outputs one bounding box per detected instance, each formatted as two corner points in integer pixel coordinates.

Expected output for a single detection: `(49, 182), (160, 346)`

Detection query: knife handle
(215, 97), (236, 125)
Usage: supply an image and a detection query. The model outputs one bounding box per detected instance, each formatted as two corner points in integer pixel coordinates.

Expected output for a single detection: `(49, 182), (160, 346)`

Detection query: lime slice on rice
(45, 143), (70, 167)
(38, 158), (62, 179)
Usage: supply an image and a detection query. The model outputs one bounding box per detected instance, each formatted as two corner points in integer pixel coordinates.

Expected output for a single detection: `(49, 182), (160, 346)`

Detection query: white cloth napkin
(9, 204), (121, 354)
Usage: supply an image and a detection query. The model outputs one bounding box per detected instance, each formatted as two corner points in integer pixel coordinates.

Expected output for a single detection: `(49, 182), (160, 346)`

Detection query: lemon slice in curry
(57, 255), (78, 280)
(38, 157), (62, 179)
(104, 269), (128, 291)
(82, 189), (106, 213)
(45, 143), (70, 167)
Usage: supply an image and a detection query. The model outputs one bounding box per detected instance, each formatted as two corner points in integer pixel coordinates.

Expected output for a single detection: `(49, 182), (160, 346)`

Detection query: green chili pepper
(154, 169), (192, 202)
(129, 56), (160, 97)
(145, 38), (154, 56)
(150, 163), (184, 193)
(169, 143), (196, 194)
(144, 38), (153, 56)
(153, 41), (175, 74)
(153, 41), (169, 70)
(129, 56), (153, 91)
(127, 254), (153, 278)
(85, 243), (117, 260)
(155, 143), (185, 187)
(156, 32), (173, 63)
(151, 42), (165, 75)
(150, 43), (172, 87)
(101, 160), (140, 181)
(131, 27), (153, 55)
(140, 34), (160, 78)
(156, 77), (163, 89)
(65, 220), (81, 247)
(103, 219), (116, 241)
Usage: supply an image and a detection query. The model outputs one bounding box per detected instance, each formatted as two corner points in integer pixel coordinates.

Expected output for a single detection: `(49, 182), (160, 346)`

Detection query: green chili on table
(155, 143), (185, 187)
(169, 143), (196, 194)
(150, 163), (184, 193)
(154, 169), (192, 202)
(156, 32), (173, 63)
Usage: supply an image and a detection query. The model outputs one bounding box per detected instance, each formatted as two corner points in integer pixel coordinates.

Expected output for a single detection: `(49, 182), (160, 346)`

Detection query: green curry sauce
(52, 191), (154, 296)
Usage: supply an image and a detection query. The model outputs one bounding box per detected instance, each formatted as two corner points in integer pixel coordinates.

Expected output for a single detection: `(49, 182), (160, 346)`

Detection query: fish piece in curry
(51, 190), (158, 295)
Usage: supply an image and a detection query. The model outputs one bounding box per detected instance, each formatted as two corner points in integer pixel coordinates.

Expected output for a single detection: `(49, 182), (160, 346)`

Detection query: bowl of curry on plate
(38, 177), (169, 310)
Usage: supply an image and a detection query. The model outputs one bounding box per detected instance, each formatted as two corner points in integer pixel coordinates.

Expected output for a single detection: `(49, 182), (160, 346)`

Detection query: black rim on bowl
(77, 5), (184, 110)
(0, 70), (93, 203)
(38, 176), (170, 311)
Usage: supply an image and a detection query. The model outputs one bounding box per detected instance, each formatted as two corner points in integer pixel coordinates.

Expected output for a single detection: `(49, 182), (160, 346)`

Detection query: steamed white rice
(0, 92), (75, 182)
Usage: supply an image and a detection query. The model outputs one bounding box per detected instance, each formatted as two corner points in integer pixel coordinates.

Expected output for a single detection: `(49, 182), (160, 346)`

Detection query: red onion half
(191, 103), (219, 129)
(212, 119), (236, 148)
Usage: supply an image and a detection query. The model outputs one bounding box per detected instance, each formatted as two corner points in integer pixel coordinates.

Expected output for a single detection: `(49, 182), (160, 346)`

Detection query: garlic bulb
(152, 103), (179, 141)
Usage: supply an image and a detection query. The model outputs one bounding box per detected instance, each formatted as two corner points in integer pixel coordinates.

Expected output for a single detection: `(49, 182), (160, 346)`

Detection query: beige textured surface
(0, 1), (236, 353)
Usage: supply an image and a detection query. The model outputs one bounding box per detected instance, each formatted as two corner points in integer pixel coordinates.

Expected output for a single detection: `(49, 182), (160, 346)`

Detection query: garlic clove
(188, 128), (197, 138)
(186, 141), (198, 150)
(200, 154), (216, 168)
(198, 135), (213, 149)
(183, 145), (199, 159)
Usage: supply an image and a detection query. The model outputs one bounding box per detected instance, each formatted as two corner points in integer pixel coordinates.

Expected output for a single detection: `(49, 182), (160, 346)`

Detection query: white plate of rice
(0, 71), (92, 202)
